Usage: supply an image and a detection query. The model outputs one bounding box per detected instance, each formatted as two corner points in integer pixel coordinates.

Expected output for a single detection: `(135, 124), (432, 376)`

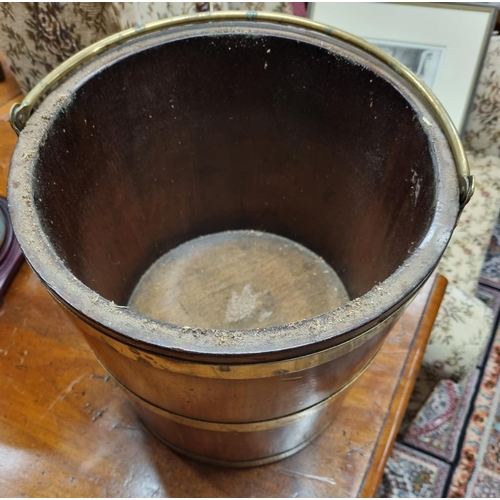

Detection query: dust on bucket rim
(7, 12), (465, 363)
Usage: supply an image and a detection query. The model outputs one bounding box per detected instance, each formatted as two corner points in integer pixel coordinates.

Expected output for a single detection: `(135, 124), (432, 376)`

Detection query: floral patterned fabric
(113, 2), (226, 30)
(422, 284), (493, 385)
(0, 2), (293, 93)
(402, 370), (479, 463)
(377, 443), (450, 498)
(421, 153), (500, 393)
(114, 3), (293, 30)
(448, 321), (500, 497)
(401, 368), (441, 436)
(464, 35), (500, 158)
(0, 3), (121, 93)
(476, 284), (500, 366)
(401, 282), (493, 432)
(437, 154), (500, 297)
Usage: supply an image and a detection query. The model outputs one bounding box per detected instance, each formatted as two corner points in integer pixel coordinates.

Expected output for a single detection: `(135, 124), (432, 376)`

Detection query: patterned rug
(476, 284), (500, 367)
(480, 214), (500, 288)
(442, 217), (500, 496)
(476, 284), (500, 313)
(377, 443), (450, 498)
(440, 220), (500, 497)
(401, 369), (479, 463)
(380, 284), (500, 497)
(447, 320), (500, 497)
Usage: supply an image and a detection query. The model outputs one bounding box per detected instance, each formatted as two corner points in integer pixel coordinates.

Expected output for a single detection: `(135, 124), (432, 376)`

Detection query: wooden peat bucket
(8, 13), (471, 466)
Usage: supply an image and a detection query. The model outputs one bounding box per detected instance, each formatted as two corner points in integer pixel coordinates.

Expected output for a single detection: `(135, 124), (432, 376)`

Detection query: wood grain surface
(0, 56), (446, 497)
(129, 230), (349, 330)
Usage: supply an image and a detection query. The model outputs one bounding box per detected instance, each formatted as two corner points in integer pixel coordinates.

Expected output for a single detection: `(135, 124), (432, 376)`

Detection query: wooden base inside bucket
(128, 231), (349, 330)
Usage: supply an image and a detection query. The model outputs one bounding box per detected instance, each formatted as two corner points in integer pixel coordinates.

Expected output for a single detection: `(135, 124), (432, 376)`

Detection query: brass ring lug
(9, 103), (25, 136)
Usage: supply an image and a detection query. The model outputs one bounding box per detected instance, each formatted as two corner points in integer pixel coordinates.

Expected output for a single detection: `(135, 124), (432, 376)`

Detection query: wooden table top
(0, 58), (446, 497)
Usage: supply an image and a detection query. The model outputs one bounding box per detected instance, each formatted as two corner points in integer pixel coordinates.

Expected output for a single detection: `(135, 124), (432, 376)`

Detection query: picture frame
(308, 2), (498, 134)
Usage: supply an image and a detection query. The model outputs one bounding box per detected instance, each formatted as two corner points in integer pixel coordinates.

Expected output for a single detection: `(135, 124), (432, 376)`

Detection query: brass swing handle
(9, 11), (474, 210)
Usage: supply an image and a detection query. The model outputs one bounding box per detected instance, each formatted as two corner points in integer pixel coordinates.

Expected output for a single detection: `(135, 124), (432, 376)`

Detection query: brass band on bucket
(104, 345), (379, 432)
(70, 299), (401, 379)
(148, 420), (333, 468)
(9, 11), (473, 209)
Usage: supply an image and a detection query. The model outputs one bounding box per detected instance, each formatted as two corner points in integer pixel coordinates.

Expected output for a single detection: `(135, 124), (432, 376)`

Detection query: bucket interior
(30, 30), (437, 309)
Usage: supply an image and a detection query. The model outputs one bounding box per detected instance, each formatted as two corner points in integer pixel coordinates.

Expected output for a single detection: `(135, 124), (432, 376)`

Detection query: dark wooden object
(7, 22), (459, 465)
(0, 45), (447, 493)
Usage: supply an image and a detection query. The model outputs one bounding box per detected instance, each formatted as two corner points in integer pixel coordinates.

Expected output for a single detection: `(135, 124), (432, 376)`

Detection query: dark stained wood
(0, 53), (20, 204)
(0, 53), (21, 107)
(0, 103), (18, 196)
(0, 50), (447, 496)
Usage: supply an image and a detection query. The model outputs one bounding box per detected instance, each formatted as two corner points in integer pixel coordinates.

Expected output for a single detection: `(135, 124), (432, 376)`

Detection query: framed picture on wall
(308, 2), (498, 134)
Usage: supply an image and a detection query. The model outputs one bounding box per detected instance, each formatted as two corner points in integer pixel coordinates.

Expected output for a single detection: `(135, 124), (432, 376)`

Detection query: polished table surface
(0, 59), (446, 497)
